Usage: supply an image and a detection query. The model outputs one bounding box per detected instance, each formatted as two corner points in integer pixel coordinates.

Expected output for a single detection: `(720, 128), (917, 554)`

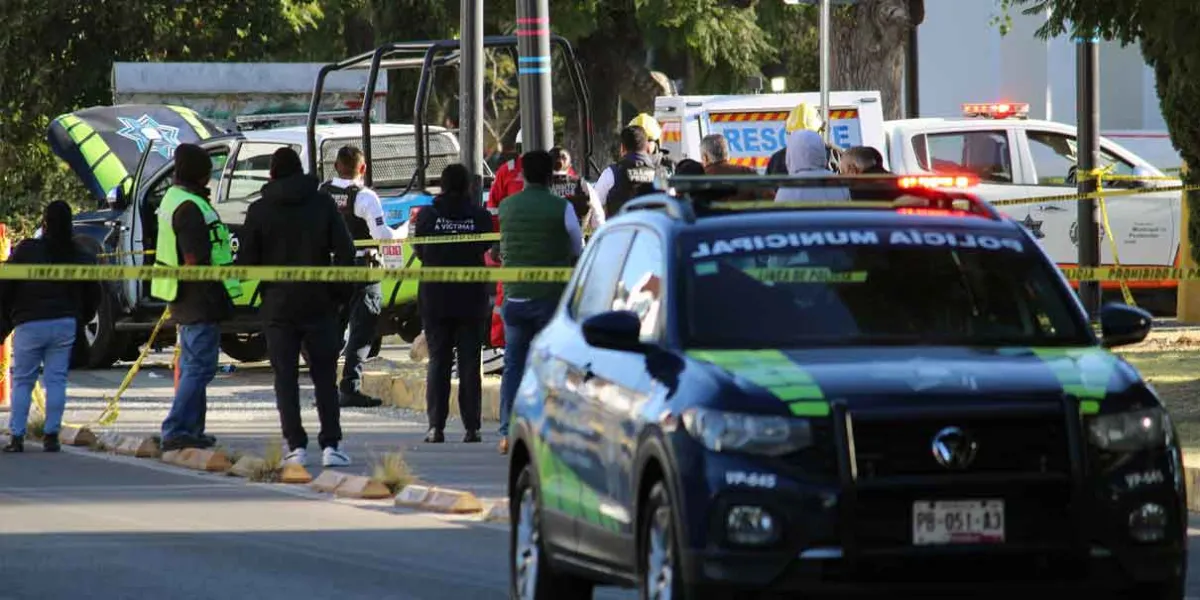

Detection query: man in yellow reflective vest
(151, 143), (241, 452)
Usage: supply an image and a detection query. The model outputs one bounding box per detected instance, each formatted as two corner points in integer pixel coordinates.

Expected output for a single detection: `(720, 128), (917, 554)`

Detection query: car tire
(1127, 577), (1184, 600)
(219, 333), (269, 363)
(72, 290), (122, 369)
(639, 481), (690, 600)
(510, 463), (594, 599)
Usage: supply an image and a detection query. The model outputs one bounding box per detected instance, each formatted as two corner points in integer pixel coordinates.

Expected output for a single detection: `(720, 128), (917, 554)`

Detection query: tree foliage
(1010, 0), (1200, 262)
(0, 0), (898, 231)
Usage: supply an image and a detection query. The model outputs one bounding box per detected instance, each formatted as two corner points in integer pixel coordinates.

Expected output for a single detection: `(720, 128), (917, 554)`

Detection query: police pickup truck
(883, 101), (1182, 314)
(49, 105), (460, 367)
(506, 175), (1185, 599)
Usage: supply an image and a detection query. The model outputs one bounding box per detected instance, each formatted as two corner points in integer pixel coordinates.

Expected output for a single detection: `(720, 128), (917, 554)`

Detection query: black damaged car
(505, 176), (1186, 599)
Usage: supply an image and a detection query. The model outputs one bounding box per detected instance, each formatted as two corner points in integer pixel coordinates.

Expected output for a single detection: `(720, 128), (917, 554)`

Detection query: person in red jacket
(485, 154), (523, 349)
(484, 140), (579, 349)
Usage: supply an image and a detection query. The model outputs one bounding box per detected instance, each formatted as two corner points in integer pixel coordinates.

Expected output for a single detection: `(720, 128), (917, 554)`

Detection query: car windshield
(681, 224), (1091, 348)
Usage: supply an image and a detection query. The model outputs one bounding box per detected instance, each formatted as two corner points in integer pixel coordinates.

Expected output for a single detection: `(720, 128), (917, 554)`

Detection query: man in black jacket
(412, 163), (493, 444)
(238, 147), (356, 468)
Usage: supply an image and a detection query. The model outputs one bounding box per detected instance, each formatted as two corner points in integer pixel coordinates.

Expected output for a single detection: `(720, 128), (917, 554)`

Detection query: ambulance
(653, 91), (886, 171)
(882, 101), (1182, 313)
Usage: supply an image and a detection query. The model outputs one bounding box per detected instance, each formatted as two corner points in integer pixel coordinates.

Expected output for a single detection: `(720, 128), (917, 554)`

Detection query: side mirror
(1100, 302), (1152, 348)
(106, 185), (129, 210)
(582, 310), (646, 353)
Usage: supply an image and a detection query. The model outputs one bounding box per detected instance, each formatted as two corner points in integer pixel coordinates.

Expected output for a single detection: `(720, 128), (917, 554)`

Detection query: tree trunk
(832, 0), (914, 120)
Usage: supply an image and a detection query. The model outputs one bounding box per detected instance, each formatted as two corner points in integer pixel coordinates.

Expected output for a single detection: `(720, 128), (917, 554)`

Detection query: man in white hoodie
(774, 129), (851, 202)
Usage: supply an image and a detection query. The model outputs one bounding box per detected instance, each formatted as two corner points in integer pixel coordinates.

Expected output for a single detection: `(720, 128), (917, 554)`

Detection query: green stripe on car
(687, 350), (830, 417)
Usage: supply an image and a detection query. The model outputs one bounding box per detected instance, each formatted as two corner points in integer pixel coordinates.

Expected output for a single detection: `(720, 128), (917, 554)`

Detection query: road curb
(59, 425), (97, 447)
(394, 483), (486, 515)
(161, 448), (234, 472)
(362, 371), (502, 421)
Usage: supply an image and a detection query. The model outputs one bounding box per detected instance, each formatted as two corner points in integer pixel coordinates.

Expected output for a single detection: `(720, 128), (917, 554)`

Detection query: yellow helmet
(785, 102), (823, 134)
(628, 113), (663, 142)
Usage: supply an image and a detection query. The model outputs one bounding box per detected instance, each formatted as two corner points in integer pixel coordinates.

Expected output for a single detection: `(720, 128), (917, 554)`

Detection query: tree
(1008, 0), (1200, 261)
(833, 0), (923, 120)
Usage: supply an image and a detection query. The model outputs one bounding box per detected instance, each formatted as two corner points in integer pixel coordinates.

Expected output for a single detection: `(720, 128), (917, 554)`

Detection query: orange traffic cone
(0, 223), (10, 409)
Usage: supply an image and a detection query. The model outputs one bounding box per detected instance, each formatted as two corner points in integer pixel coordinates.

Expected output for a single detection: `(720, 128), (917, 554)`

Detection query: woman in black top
(1, 201), (99, 452)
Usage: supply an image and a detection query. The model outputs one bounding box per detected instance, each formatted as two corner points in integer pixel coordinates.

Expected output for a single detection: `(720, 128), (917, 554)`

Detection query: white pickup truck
(882, 102), (1181, 313)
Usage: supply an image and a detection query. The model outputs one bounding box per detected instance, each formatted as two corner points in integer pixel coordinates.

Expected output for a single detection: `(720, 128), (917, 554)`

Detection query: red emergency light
(962, 102), (1029, 120)
(898, 175), (979, 189)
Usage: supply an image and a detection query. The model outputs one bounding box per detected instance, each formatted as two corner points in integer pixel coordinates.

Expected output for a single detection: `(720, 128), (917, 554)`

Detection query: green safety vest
(150, 186), (243, 302)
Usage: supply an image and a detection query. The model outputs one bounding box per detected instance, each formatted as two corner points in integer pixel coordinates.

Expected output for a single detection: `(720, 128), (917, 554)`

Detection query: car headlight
(1087, 407), (1171, 452)
(681, 408), (812, 456)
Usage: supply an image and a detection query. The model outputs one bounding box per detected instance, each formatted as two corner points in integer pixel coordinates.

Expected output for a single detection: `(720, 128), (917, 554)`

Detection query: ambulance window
(917, 131), (1012, 184)
(221, 142), (298, 224)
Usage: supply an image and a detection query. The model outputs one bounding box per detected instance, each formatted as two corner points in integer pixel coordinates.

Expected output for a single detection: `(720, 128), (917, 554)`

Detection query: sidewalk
(49, 344), (509, 502)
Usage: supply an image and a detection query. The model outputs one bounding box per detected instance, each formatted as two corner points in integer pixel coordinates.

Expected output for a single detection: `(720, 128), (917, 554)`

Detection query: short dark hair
(441, 163), (470, 195)
(335, 145), (365, 177)
(173, 144), (212, 187)
(620, 126), (648, 154)
(521, 150), (553, 185)
(860, 145), (884, 168)
(550, 146), (571, 172)
(674, 158), (705, 176)
(270, 147), (304, 180)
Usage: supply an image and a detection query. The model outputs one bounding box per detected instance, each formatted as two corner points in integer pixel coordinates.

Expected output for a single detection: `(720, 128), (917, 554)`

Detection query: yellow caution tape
(1060, 267), (1200, 281)
(356, 233), (501, 247)
(992, 184), (1200, 207)
(0, 264), (574, 283)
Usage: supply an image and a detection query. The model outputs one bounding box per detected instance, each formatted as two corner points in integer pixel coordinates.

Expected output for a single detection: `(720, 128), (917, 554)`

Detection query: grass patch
(1119, 343), (1200, 450)
(371, 451), (415, 494)
(26, 412), (45, 441)
(245, 438), (285, 483)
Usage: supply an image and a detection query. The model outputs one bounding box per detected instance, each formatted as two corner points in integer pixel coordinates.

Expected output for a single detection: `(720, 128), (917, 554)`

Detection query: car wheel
(1127, 577), (1184, 600)
(510, 464), (594, 599)
(72, 290), (122, 369)
(640, 481), (684, 600)
(219, 333), (269, 363)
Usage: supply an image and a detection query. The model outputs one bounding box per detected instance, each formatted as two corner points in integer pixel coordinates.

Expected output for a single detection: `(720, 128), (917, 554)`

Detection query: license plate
(912, 499), (1004, 545)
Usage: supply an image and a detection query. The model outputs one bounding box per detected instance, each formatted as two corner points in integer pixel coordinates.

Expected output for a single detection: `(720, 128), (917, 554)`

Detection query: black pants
(266, 314), (342, 451)
(424, 314), (485, 432)
(341, 280), (382, 394)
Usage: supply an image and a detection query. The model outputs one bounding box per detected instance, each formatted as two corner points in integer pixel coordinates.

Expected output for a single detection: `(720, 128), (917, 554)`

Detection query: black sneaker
(197, 434), (217, 448)
(42, 433), (60, 453)
(463, 430), (482, 444)
(161, 434), (206, 452)
(340, 391), (383, 408)
(3, 435), (23, 453)
(424, 428), (445, 443)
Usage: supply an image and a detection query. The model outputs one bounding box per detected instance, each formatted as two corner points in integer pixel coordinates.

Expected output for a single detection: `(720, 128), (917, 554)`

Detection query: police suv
(505, 175), (1186, 599)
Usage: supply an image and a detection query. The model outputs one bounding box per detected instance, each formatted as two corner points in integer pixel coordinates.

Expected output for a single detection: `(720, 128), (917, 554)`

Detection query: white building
(917, 0), (1180, 169)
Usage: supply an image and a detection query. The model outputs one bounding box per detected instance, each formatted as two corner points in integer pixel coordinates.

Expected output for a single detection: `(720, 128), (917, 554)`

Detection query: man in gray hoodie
(774, 129), (851, 202)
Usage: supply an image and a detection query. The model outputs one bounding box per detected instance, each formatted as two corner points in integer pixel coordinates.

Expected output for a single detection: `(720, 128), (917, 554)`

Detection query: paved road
(3, 347), (1198, 598)
(0, 446), (512, 600)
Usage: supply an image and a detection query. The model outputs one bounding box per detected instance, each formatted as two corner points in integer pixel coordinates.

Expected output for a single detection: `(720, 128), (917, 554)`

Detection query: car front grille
(853, 414), (1070, 479)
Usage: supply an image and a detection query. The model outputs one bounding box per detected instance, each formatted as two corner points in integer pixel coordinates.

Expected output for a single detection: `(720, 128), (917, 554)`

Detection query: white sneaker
(284, 447), (309, 466)
(322, 446), (351, 467)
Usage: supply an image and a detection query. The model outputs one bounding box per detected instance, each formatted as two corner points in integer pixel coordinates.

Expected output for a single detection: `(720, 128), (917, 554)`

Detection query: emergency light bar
(898, 175), (979, 189)
(962, 102), (1030, 120)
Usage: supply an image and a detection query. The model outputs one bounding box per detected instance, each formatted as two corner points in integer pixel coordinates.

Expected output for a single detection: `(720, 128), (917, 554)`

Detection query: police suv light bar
(898, 175), (979, 189)
(962, 102), (1030, 120)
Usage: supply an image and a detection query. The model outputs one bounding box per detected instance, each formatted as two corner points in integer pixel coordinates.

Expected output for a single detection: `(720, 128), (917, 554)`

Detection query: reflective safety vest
(150, 186), (243, 302)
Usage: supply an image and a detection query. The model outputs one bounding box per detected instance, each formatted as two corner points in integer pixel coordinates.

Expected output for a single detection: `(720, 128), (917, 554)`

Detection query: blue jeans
(162, 323), (220, 441)
(498, 299), (557, 436)
(8, 317), (76, 437)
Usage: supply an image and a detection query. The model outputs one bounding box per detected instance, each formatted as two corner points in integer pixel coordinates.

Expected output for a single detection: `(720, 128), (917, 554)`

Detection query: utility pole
(1076, 35), (1101, 318)
(517, 0), (553, 151)
(460, 0), (484, 204)
(819, 0), (831, 142)
(905, 23), (919, 118)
